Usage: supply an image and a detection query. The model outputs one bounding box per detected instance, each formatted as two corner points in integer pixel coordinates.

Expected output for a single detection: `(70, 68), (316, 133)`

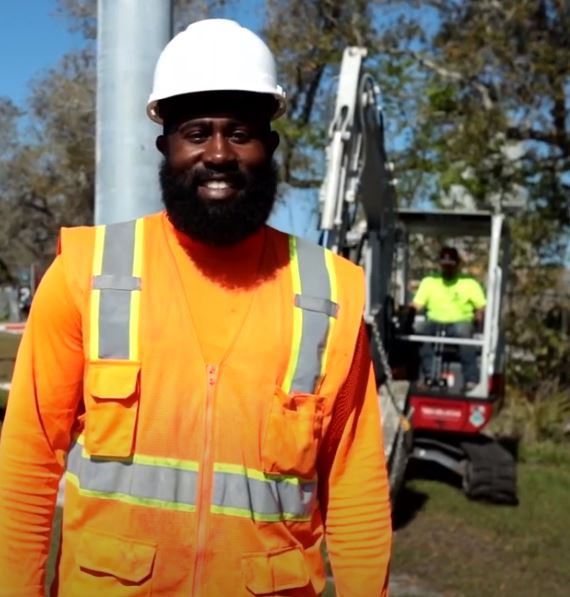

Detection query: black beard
(159, 159), (278, 246)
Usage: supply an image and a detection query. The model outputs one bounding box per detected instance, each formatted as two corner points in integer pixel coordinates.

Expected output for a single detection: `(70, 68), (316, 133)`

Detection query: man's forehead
(177, 112), (259, 125)
(158, 91), (274, 129)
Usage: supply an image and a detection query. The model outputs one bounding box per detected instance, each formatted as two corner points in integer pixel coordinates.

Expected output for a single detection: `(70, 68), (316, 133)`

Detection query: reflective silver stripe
(93, 220), (138, 360)
(93, 274), (141, 291)
(295, 294), (338, 318)
(211, 471), (317, 521)
(292, 237), (335, 393)
(66, 441), (198, 509)
(101, 220), (136, 276)
(98, 289), (131, 359)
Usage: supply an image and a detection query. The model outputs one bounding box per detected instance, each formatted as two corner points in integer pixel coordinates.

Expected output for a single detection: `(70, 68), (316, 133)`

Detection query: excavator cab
(393, 208), (508, 403)
(317, 47), (517, 504)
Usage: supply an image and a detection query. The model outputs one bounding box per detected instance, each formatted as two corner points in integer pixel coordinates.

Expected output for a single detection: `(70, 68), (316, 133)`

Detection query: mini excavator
(317, 47), (517, 505)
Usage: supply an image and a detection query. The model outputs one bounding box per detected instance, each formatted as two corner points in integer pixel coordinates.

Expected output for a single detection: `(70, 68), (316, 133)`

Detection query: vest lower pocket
(84, 361), (141, 458)
(73, 529), (155, 596)
(262, 387), (324, 479)
(241, 546), (311, 595)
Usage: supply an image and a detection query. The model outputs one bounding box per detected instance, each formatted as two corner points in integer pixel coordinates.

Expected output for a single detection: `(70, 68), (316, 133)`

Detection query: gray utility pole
(95, 0), (172, 225)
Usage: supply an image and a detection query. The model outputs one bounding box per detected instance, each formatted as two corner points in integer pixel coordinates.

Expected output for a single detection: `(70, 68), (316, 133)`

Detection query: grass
(0, 332), (21, 380)
(391, 452), (570, 597)
(0, 331), (21, 412)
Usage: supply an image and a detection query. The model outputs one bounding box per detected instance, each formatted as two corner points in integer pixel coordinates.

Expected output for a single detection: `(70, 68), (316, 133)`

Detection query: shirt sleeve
(412, 277), (430, 307)
(0, 256), (84, 596)
(470, 279), (487, 309)
(318, 322), (392, 597)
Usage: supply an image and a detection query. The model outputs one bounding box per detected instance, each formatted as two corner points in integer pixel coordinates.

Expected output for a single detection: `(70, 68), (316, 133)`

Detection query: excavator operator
(411, 246), (486, 391)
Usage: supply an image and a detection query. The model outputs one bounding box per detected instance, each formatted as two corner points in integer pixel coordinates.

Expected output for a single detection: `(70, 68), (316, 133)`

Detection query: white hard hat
(147, 19), (287, 124)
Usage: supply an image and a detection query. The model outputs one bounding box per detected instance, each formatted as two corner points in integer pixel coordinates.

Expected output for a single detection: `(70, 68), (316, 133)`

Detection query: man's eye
(183, 130), (208, 143)
(230, 130), (251, 143)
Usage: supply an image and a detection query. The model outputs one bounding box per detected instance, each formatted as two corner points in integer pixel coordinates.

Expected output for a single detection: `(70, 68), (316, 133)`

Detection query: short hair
(439, 246), (460, 263)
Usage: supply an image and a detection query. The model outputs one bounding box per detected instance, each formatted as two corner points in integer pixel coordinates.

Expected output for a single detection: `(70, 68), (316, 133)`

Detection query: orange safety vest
(55, 213), (365, 596)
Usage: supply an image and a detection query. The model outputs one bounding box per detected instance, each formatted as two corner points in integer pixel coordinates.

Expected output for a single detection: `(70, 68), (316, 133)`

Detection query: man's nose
(203, 133), (237, 167)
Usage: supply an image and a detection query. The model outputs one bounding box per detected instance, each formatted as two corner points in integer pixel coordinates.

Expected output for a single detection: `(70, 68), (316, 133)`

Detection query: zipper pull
(207, 364), (217, 386)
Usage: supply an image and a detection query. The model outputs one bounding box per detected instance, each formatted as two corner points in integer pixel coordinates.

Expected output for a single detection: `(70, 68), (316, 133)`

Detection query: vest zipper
(192, 364), (218, 597)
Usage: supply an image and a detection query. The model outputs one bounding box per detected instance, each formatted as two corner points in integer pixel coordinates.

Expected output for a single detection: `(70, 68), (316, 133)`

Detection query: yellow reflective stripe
(320, 249), (338, 377)
(129, 290), (141, 361)
(129, 219), (144, 361)
(210, 504), (311, 522)
(213, 462), (314, 485)
(289, 236), (302, 295)
(89, 289), (101, 362)
(76, 434), (199, 471)
(89, 225), (106, 360)
(65, 471), (196, 513)
(282, 236), (303, 394)
(131, 451), (199, 471)
(131, 218), (144, 277)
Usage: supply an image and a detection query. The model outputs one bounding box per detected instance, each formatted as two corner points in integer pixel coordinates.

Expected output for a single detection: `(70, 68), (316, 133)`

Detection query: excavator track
(460, 439), (518, 505)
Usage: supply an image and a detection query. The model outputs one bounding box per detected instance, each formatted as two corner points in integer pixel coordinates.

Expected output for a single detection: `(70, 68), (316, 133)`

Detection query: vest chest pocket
(84, 361), (141, 458)
(74, 529), (156, 596)
(241, 546), (311, 595)
(262, 386), (324, 479)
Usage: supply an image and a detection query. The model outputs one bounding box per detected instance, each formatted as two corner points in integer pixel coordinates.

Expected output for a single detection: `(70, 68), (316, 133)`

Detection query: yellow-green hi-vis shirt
(413, 274), (486, 323)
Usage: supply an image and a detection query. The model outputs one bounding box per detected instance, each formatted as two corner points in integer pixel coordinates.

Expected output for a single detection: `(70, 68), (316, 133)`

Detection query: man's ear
(267, 130), (280, 156)
(156, 135), (167, 156)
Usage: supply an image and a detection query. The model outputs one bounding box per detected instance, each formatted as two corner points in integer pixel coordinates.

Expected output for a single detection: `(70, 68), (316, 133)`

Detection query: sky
(0, 1), (84, 106)
(0, 0), (318, 239)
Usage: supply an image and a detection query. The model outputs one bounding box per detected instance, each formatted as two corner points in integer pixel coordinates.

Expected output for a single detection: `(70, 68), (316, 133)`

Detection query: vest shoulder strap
(282, 235), (339, 394)
(280, 232), (366, 396)
(86, 219), (144, 363)
(58, 219), (146, 364)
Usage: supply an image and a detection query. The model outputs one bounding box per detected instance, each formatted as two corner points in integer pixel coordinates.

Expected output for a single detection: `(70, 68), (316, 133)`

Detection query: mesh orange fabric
(318, 321), (371, 485)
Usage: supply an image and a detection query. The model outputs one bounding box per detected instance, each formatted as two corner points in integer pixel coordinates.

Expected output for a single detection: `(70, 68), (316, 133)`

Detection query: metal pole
(95, 0), (172, 225)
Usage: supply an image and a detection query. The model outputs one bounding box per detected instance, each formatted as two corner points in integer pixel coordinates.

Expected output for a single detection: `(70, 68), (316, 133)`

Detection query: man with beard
(412, 246), (486, 390)
(0, 19), (391, 597)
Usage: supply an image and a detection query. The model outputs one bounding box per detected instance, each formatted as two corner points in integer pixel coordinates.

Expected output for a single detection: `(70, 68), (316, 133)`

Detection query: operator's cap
(439, 246), (460, 264)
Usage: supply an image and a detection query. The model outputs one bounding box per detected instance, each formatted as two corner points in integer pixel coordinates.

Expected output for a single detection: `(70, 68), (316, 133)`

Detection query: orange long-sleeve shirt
(0, 220), (391, 596)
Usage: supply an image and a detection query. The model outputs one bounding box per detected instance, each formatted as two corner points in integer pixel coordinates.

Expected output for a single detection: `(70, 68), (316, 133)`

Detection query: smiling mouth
(197, 178), (241, 200)
(202, 180), (233, 190)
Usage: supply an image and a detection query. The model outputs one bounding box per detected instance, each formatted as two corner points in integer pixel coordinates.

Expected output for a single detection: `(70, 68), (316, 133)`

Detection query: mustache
(169, 166), (247, 190)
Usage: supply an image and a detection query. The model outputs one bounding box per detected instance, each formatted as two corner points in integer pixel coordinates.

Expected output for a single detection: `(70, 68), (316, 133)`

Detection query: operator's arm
(471, 280), (487, 328)
(318, 323), (392, 597)
(411, 277), (429, 313)
(0, 256), (84, 596)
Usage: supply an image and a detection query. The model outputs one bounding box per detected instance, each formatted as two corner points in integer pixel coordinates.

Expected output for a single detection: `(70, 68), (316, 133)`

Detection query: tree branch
(300, 66), (325, 125)
(506, 126), (570, 156)
(287, 175), (322, 189)
(378, 46), (495, 110)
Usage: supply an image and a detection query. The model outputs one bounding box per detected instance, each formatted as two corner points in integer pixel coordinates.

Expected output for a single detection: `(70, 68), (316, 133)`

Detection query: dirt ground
(390, 455), (570, 597)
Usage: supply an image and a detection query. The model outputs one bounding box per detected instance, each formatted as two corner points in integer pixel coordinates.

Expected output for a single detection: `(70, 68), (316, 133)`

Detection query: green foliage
(0, 389), (7, 412)
(262, 0), (377, 187)
(519, 440), (570, 467)
(0, 332), (21, 383)
(492, 386), (570, 444)
(426, 83), (457, 114)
